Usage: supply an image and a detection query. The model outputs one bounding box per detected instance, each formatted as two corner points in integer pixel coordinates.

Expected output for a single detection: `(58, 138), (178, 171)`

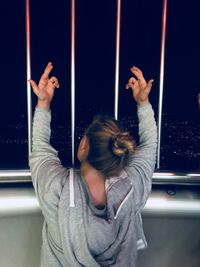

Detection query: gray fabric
(29, 103), (157, 267)
(80, 175), (107, 218)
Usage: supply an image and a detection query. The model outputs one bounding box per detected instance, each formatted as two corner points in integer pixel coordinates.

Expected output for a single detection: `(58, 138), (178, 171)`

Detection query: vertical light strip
(157, 0), (168, 169)
(71, 0), (75, 165)
(25, 0), (32, 157)
(114, 0), (121, 120)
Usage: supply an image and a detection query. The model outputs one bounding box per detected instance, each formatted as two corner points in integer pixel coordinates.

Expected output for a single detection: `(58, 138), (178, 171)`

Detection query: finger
(50, 76), (60, 88)
(49, 79), (59, 89)
(131, 66), (143, 75)
(126, 77), (137, 89)
(145, 79), (154, 92)
(129, 77), (137, 83)
(41, 62), (53, 80)
(29, 79), (40, 95)
(125, 84), (129, 90)
(130, 68), (144, 81)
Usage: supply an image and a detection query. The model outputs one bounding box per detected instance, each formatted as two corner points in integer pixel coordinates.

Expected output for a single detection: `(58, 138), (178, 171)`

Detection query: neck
(80, 161), (105, 184)
(80, 161), (107, 207)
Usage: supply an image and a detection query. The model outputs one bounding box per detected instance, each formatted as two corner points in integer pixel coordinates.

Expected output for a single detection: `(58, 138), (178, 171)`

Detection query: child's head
(77, 115), (136, 177)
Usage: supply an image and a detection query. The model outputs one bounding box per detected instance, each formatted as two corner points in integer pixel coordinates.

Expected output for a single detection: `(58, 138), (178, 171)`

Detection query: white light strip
(145, 197), (200, 215)
(0, 170), (199, 184)
(187, 174), (200, 177)
(0, 190), (41, 217)
(114, 0), (121, 120)
(153, 172), (175, 177)
(0, 197), (39, 211)
(1, 190), (200, 217)
(157, 0), (168, 169)
(69, 169), (75, 207)
(0, 170), (31, 177)
(26, 0), (32, 158)
(71, 0), (75, 165)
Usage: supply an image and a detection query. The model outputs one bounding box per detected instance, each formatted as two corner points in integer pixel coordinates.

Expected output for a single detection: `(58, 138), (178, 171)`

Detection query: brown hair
(85, 115), (136, 177)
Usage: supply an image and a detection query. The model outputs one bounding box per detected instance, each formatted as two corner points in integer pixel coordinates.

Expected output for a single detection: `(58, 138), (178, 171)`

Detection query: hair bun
(112, 132), (135, 157)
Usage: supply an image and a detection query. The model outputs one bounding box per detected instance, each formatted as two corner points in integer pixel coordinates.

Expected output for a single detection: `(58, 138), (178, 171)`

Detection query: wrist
(137, 99), (150, 107)
(37, 99), (50, 110)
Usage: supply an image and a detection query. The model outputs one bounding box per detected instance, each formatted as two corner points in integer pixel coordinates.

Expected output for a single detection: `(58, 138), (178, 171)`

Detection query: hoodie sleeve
(125, 103), (157, 212)
(29, 107), (68, 210)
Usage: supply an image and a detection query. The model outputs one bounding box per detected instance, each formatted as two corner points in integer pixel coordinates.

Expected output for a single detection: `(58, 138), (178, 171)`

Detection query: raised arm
(126, 67), (157, 211)
(29, 63), (67, 207)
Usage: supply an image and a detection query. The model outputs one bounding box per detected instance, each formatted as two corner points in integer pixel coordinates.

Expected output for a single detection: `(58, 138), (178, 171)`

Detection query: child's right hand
(29, 62), (59, 109)
(126, 66), (154, 106)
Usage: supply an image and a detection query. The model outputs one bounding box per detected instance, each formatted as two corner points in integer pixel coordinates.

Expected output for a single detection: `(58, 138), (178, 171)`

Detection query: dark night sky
(1, 0), (200, 125)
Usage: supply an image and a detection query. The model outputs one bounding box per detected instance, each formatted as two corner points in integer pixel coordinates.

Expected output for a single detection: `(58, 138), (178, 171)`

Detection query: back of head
(85, 115), (136, 177)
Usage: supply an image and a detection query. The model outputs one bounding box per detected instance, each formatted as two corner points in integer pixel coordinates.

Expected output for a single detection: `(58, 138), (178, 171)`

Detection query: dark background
(0, 0), (199, 170)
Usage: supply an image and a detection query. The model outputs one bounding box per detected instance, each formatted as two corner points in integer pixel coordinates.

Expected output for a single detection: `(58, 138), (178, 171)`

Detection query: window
(0, 0), (199, 173)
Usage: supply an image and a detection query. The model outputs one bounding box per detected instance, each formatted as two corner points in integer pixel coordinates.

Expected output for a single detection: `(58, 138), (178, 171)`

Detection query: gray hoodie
(29, 103), (157, 267)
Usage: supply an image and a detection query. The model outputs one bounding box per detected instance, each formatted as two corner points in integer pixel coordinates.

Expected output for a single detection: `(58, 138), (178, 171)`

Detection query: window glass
(161, 0), (200, 170)
(1, 0), (199, 172)
(31, 0), (71, 167)
(75, 0), (116, 166)
(0, 1), (28, 169)
(119, 0), (162, 145)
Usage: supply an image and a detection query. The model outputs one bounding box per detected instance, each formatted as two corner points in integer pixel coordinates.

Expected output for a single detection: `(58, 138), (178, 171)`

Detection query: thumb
(146, 79), (154, 92)
(29, 79), (40, 96)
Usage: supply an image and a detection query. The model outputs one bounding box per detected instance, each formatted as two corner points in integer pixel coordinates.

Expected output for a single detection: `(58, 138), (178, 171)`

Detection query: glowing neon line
(114, 0), (121, 120)
(157, 0), (168, 169)
(71, 0), (75, 165)
(26, 0), (32, 158)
